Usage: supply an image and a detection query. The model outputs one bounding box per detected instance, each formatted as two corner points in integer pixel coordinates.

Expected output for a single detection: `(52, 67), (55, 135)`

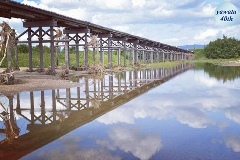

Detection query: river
(0, 63), (240, 160)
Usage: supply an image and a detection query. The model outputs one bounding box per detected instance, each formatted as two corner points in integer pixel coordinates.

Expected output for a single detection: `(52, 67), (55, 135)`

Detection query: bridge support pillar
(84, 32), (89, 68)
(150, 50), (153, 63)
(76, 34), (80, 67)
(27, 27), (33, 71)
(143, 50), (146, 64)
(117, 48), (121, 66)
(133, 43), (138, 65)
(64, 34), (70, 69)
(39, 27), (44, 71)
(108, 37), (112, 68)
(123, 40), (127, 67)
(162, 52), (165, 62)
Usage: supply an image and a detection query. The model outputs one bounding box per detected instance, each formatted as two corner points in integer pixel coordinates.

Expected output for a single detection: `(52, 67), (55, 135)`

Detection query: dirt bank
(0, 68), (83, 95)
(217, 60), (240, 66)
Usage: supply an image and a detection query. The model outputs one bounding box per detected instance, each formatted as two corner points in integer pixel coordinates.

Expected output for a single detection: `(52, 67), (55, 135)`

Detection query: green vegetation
(145, 60), (186, 69)
(204, 35), (240, 59)
(1, 44), (187, 69)
(1, 45), (126, 68)
(193, 49), (205, 60)
(2, 37), (240, 70)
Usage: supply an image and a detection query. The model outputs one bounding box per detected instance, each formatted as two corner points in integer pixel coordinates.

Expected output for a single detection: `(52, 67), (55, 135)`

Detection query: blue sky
(1, 0), (240, 46)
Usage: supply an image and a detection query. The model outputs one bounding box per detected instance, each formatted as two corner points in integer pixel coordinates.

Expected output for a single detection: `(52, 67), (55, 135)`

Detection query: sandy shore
(217, 60), (240, 66)
(0, 68), (84, 94)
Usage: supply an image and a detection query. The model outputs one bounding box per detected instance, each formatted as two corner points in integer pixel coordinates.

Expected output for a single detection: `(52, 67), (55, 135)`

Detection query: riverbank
(0, 67), (83, 94)
(193, 59), (240, 66)
(1, 59), (239, 94)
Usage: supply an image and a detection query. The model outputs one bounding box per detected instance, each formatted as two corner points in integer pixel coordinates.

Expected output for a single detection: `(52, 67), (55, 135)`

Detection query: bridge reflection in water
(0, 63), (192, 159)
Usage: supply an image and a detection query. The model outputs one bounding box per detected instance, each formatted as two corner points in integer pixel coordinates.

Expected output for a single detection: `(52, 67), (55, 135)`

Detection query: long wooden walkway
(0, 1), (193, 72)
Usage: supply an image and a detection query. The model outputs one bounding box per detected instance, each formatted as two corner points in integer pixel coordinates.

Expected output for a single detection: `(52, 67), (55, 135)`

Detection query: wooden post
(52, 90), (56, 121)
(66, 88), (71, 110)
(109, 71), (113, 99)
(100, 37), (103, 65)
(108, 37), (112, 68)
(133, 43), (138, 65)
(151, 50), (153, 63)
(157, 50), (160, 62)
(117, 48), (120, 66)
(123, 40), (126, 67)
(84, 32), (88, 68)
(129, 50), (132, 65)
(76, 33), (79, 67)
(55, 44), (59, 66)
(40, 91), (45, 124)
(77, 85), (80, 110)
(50, 26), (55, 73)
(85, 78), (89, 108)
(14, 41), (19, 70)
(28, 27), (33, 71)
(65, 34), (70, 68)
(16, 93), (20, 111)
(143, 50), (146, 64)
(30, 92), (34, 124)
(39, 27), (44, 70)
(93, 47), (96, 65)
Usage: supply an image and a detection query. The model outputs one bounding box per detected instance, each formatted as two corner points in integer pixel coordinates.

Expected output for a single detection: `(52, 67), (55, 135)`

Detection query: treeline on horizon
(194, 35), (240, 59)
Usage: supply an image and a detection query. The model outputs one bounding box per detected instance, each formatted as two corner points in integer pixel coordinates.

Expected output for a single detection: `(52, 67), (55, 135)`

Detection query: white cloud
(194, 28), (219, 40)
(132, 0), (146, 8)
(150, 6), (174, 17)
(200, 2), (216, 17)
(2, 0), (239, 46)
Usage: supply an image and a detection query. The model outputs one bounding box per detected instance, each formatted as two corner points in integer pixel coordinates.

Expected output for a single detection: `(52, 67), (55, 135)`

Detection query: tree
(17, 44), (28, 53)
(204, 36), (240, 59)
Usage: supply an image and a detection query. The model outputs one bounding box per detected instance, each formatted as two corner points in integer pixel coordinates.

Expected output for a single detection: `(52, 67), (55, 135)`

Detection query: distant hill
(179, 44), (205, 50)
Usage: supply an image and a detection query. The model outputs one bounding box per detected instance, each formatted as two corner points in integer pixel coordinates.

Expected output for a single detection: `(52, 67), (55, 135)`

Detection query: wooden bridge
(0, 1), (193, 72)
(0, 63), (193, 159)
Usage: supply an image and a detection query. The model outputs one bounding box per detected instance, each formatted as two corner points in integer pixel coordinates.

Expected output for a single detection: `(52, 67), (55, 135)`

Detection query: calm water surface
(1, 63), (240, 160)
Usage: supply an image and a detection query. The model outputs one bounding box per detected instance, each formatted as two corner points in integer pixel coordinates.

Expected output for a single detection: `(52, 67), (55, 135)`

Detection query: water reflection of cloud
(96, 139), (117, 151)
(194, 74), (219, 87)
(176, 107), (214, 128)
(217, 121), (229, 132)
(224, 107), (240, 125)
(108, 125), (163, 160)
(38, 148), (121, 160)
(97, 107), (135, 124)
(225, 134), (240, 152)
(36, 135), (121, 160)
(97, 70), (240, 129)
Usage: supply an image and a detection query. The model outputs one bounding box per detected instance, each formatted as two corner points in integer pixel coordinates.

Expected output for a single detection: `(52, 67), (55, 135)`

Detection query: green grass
(193, 49), (205, 60)
(1, 51), (126, 68)
(192, 58), (240, 64)
(145, 60), (186, 69)
(2, 50), (239, 70)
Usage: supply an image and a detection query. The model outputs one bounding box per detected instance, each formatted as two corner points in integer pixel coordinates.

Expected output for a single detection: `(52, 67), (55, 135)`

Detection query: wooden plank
(23, 20), (57, 28)
(128, 39), (139, 43)
(111, 37), (128, 41)
(98, 33), (112, 38)
(63, 28), (90, 34)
